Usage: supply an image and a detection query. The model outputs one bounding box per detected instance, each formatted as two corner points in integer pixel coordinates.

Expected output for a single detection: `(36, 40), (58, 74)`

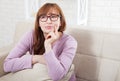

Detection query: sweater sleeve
(44, 36), (77, 81)
(4, 30), (33, 72)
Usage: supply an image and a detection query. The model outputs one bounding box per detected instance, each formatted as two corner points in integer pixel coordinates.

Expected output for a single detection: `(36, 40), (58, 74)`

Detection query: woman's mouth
(45, 26), (53, 30)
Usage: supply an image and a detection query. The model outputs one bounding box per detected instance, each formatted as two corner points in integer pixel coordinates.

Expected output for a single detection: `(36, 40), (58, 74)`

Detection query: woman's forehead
(47, 8), (59, 15)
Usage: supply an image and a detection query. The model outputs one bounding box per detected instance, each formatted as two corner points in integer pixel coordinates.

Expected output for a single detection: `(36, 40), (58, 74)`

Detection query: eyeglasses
(39, 14), (60, 22)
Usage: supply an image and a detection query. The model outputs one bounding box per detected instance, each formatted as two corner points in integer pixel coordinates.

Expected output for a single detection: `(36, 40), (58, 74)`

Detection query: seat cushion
(0, 63), (74, 81)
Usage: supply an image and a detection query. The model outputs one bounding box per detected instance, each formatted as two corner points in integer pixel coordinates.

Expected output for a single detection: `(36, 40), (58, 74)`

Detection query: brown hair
(33, 3), (66, 55)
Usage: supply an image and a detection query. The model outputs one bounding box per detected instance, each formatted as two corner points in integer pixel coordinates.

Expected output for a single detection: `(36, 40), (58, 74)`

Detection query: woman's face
(39, 9), (61, 34)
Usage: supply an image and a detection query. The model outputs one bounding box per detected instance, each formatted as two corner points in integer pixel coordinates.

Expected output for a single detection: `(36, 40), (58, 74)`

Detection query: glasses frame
(39, 14), (61, 22)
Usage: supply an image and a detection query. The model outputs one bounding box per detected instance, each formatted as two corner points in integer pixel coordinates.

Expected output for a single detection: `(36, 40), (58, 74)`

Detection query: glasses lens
(51, 15), (59, 21)
(40, 15), (47, 22)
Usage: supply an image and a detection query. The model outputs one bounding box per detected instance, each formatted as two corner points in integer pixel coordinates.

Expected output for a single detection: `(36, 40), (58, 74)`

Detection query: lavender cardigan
(4, 29), (77, 81)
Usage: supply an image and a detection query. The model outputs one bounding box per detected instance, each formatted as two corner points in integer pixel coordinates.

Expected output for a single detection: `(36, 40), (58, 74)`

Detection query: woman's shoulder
(19, 29), (34, 42)
(62, 33), (77, 42)
(23, 29), (34, 37)
(59, 33), (77, 48)
(26, 29), (34, 35)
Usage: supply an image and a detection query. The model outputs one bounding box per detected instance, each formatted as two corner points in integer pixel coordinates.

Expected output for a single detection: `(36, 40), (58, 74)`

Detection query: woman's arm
(44, 37), (77, 81)
(4, 30), (33, 72)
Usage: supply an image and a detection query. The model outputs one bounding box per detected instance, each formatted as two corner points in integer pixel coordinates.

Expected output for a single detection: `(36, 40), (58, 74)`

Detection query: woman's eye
(41, 15), (46, 18)
(51, 15), (57, 18)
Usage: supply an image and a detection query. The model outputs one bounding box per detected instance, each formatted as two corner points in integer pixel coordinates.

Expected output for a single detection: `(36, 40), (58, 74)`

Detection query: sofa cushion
(0, 63), (74, 81)
(0, 45), (13, 77)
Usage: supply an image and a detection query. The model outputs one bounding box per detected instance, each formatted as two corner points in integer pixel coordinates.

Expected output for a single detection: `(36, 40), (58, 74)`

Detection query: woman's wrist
(45, 44), (52, 53)
(32, 55), (46, 65)
(32, 55), (39, 64)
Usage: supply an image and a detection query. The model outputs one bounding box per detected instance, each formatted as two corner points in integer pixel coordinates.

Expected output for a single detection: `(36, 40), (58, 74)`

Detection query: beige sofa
(1, 21), (120, 81)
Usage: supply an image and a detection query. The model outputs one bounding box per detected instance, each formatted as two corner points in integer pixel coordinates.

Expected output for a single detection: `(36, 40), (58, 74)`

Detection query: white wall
(87, 0), (120, 33)
(0, 0), (25, 48)
(0, 0), (120, 48)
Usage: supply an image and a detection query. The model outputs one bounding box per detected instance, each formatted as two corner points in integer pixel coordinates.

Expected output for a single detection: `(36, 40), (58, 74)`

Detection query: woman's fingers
(46, 32), (54, 39)
(54, 25), (57, 33)
(46, 34), (51, 39)
(54, 25), (59, 36)
(46, 32), (52, 39)
(45, 25), (59, 44)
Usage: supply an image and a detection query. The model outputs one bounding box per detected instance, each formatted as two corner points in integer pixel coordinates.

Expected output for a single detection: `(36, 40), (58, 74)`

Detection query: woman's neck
(43, 33), (48, 39)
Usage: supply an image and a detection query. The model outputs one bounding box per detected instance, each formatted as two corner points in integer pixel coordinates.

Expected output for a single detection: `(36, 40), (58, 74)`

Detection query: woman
(4, 3), (77, 81)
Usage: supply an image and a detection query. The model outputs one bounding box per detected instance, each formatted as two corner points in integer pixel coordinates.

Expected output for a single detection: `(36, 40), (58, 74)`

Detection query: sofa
(1, 21), (120, 81)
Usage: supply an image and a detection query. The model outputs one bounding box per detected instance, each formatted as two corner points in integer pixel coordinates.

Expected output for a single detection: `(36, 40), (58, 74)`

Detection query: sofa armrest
(60, 64), (74, 81)
(0, 52), (9, 77)
(0, 45), (13, 77)
(0, 63), (74, 81)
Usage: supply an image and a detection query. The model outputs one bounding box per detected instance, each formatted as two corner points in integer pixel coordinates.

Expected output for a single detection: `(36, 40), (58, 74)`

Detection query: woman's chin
(46, 29), (53, 33)
(46, 30), (54, 33)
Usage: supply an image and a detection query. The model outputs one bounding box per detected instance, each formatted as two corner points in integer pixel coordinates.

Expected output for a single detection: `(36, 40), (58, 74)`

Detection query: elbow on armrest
(50, 64), (74, 81)
(0, 51), (9, 76)
(0, 45), (12, 76)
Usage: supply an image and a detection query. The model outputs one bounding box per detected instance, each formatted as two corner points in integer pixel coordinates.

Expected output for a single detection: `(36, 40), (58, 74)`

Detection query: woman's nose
(46, 18), (52, 23)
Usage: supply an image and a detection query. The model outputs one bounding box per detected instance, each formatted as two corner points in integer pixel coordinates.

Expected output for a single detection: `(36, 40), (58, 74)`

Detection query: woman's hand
(45, 25), (59, 44)
(32, 55), (46, 65)
(44, 25), (60, 53)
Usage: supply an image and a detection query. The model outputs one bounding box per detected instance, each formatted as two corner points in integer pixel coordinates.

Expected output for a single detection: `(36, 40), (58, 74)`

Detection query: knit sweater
(4, 29), (77, 81)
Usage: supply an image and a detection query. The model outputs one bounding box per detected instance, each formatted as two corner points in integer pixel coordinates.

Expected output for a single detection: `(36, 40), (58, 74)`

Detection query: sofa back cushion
(14, 21), (34, 45)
